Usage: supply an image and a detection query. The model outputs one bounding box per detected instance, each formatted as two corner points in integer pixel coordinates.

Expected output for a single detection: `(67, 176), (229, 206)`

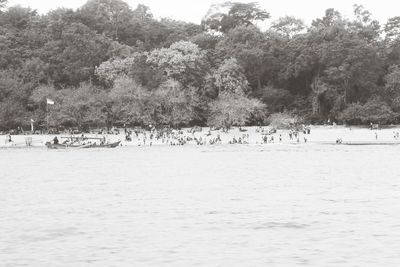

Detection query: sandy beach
(2, 125), (400, 148)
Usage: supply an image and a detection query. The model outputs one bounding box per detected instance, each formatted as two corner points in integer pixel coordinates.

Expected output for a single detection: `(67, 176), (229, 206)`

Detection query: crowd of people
(4, 124), (400, 147)
(120, 125), (315, 147)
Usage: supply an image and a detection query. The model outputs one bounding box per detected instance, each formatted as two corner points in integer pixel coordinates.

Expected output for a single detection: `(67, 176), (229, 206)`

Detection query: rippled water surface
(1, 145), (400, 266)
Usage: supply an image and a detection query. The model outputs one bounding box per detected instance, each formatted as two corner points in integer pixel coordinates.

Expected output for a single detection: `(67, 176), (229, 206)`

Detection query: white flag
(46, 98), (54, 105)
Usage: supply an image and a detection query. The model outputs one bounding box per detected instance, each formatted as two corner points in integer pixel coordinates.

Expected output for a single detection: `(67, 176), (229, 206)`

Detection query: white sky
(7, 0), (400, 25)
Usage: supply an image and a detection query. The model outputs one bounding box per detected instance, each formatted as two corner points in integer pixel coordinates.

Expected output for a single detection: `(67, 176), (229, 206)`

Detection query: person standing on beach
(53, 136), (59, 144)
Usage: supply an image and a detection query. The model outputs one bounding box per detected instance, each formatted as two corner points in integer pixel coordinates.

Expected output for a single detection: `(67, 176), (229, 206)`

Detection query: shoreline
(1, 125), (400, 148)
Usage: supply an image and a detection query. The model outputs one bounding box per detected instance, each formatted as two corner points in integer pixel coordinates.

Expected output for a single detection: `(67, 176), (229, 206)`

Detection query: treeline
(1, 0), (400, 130)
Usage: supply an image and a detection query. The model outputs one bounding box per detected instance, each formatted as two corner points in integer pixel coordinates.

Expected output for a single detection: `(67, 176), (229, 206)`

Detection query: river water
(1, 144), (400, 266)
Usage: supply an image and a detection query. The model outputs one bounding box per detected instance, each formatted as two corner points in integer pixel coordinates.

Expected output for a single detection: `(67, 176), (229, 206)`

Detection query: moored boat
(45, 142), (67, 149)
(82, 140), (121, 148)
(45, 139), (121, 149)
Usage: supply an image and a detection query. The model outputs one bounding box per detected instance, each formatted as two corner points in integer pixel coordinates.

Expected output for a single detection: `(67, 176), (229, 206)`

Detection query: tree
(216, 25), (273, 91)
(108, 76), (152, 125)
(0, 71), (30, 129)
(151, 79), (199, 127)
(202, 2), (269, 33)
(57, 83), (106, 129)
(385, 65), (400, 96)
(255, 86), (293, 113)
(213, 58), (249, 95)
(271, 16), (306, 38)
(385, 17), (400, 41)
(0, 0), (7, 10)
(350, 4), (380, 42)
(0, 5), (37, 30)
(41, 22), (111, 86)
(280, 8), (382, 120)
(160, 18), (202, 47)
(77, 0), (133, 42)
(147, 41), (209, 88)
(96, 57), (136, 86)
(208, 91), (265, 129)
(339, 97), (395, 124)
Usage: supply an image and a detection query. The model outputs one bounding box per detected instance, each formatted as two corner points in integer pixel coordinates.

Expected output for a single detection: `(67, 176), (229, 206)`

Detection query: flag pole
(46, 101), (49, 134)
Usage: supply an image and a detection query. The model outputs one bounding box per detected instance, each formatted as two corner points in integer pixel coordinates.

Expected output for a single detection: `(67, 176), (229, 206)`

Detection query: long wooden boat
(45, 140), (120, 149)
(82, 141), (121, 148)
(45, 142), (67, 149)
(317, 141), (400, 146)
(340, 141), (400, 146)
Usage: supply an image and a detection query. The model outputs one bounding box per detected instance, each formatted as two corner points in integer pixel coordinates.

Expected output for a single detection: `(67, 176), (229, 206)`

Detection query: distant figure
(8, 134), (12, 143)
(375, 132), (378, 140)
(53, 136), (59, 144)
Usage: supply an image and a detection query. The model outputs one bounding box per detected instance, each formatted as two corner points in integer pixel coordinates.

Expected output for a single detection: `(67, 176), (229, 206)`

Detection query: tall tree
(202, 2), (269, 33)
(271, 16), (306, 38)
(77, 0), (133, 42)
(147, 41), (209, 88)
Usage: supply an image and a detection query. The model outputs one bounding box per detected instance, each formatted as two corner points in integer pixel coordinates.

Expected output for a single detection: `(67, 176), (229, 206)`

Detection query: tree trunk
(257, 75), (261, 90)
(311, 74), (321, 115)
(343, 78), (349, 104)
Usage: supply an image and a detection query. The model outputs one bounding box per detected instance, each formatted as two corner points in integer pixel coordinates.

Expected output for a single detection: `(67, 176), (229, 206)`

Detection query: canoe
(318, 141), (400, 146)
(45, 141), (120, 149)
(341, 141), (400, 146)
(45, 142), (67, 149)
(83, 141), (121, 148)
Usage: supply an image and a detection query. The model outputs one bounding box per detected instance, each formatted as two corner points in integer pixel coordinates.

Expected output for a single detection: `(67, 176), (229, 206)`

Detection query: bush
(267, 112), (302, 129)
(339, 98), (396, 124)
(255, 86), (293, 113)
(207, 92), (265, 129)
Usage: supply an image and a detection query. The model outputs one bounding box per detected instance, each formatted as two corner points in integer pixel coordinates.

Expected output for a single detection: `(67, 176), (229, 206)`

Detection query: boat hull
(45, 141), (121, 149)
(83, 141), (121, 148)
(45, 142), (67, 149)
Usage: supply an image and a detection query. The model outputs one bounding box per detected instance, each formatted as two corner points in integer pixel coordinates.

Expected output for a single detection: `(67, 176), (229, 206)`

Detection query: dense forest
(1, 0), (400, 131)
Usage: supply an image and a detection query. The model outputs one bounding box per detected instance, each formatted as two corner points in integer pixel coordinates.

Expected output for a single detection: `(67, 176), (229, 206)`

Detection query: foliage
(147, 41), (208, 88)
(1, 0), (400, 130)
(95, 57), (136, 85)
(339, 98), (396, 124)
(208, 91), (265, 129)
(213, 58), (249, 95)
(384, 65), (400, 97)
(202, 2), (269, 33)
(108, 76), (152, 125)
(271, 16), (305, 38)
(254, 86), (293, 112)
(151, 79), (199, 127)
(267, 112), (301, 129)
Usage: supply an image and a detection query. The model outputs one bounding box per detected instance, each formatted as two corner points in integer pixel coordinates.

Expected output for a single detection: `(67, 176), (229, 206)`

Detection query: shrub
(267, 112), (302, 129)
(339, 98), (396, 124)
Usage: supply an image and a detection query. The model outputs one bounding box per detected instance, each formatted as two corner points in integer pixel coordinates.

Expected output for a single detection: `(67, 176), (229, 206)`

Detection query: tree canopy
(0, 0), (400, 130)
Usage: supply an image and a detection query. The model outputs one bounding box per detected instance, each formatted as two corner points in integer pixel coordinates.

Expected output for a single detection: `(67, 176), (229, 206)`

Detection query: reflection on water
(1, 145), (400, 266)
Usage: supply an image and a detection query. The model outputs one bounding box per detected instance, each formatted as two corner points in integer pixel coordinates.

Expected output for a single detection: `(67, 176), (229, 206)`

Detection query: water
(1, 144), (400, 266)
